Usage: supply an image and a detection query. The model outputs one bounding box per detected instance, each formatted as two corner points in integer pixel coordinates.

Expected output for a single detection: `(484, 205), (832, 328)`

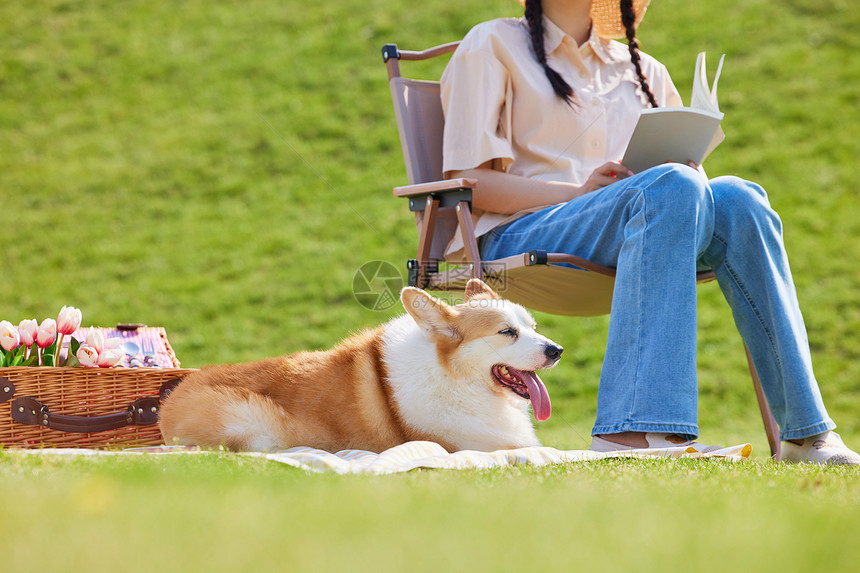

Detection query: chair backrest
(384, 42), (460, 260)
(389, 77), (446, 186)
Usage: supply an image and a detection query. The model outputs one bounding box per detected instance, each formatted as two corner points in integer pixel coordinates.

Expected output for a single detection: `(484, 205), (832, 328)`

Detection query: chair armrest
(394, 179), (477, 211)
(393, 178), (477, 197)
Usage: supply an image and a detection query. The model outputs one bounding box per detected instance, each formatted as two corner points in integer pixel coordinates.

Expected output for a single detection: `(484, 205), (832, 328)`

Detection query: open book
(621, 52), (726, 173)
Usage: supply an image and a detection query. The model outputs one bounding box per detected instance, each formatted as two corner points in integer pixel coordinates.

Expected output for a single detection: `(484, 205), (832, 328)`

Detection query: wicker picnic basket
(0, 327), (196, 449)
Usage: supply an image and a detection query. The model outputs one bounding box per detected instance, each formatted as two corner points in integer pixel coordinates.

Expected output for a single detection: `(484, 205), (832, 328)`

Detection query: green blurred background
(2, 3), (859, 573)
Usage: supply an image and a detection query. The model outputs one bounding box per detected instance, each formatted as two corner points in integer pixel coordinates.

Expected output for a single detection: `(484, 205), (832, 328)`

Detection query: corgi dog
(158, 279), (563, 453)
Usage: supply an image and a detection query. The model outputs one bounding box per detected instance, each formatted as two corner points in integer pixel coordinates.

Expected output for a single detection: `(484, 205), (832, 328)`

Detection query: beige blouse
(440, 16), (683, 258)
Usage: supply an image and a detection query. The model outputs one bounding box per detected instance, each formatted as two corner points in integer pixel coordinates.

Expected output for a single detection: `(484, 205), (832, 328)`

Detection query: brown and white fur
(158, 279), (563, 452)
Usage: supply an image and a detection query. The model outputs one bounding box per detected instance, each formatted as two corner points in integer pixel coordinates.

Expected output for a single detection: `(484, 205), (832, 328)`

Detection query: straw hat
(518, 0), (651, 39)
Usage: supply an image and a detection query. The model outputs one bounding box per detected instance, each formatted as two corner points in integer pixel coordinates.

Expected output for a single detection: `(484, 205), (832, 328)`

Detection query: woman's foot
(590, 432), (722, 453)
(780, 431), (860, 465)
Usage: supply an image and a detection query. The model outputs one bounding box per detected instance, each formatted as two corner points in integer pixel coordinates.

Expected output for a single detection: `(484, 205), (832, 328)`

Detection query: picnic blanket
(8, 441), (752, 475)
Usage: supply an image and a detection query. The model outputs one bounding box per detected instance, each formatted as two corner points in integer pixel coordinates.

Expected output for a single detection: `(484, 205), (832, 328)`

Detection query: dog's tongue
(522, 370), (552, 422)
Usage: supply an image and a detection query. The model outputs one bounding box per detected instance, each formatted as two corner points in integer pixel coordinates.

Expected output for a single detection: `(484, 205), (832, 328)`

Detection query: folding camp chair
(381, 42), (781, 459)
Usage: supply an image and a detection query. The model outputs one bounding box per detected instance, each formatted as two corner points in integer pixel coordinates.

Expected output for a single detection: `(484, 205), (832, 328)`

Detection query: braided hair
(524, 0), (658, 108)
(524, 0), (575, 105)
(620, 0), (658, 107)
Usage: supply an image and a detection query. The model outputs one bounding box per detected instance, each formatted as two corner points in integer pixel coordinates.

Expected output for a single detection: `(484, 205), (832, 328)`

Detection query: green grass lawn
(2, 451), (859, 573)
(1, 0), (858, 569)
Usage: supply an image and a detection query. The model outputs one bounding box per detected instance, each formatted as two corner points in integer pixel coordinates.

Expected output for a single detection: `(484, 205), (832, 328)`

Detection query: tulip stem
(56, 333), (65, 366)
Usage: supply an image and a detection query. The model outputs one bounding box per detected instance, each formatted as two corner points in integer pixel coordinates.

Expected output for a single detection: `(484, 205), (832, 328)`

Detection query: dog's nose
(544, 344), (563, 362)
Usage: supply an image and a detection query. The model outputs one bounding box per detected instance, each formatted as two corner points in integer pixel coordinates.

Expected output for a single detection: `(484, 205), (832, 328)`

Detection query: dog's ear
(400, 287), (459, 340)
(464, 279), (500, 302)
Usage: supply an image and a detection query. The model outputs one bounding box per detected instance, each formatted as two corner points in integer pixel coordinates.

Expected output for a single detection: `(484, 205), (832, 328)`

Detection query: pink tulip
(97, 348), (123, 368)
(18, 319), (38, 348)
(77, 345), (100, 368)
(76, 328), (123, 367)
(36, 319), (57, 348)
(0, 320), (20, 352)
(55, 307), (82, 366)
(86, 328), (106, 351)
(84, 328), (120, 350)
(57, 306), (82, 336)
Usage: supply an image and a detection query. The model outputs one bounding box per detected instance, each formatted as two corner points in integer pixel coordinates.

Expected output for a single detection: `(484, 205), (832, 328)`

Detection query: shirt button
(591, 97), (600, 106)
(591, 140), (601, 149)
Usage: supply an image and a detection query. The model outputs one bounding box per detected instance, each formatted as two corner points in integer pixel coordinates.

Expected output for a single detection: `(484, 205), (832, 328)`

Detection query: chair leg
(455, 200), (483, 280)
(415, 197), (440, 288)
(744, 344), (781, 460)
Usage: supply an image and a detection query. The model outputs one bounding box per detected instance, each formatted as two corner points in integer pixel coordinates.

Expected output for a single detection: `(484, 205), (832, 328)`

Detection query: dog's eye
(498, 328), (518, 337)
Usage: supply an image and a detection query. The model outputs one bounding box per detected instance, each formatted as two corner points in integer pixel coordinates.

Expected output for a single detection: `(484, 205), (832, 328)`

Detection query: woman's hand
(581, 161), (635, 194)
(581, 160), (703, 195)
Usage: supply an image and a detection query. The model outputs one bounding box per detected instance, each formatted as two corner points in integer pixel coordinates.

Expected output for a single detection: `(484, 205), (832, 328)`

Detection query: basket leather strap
(10, 396), (161, 434)
(0, 378), (15, 405)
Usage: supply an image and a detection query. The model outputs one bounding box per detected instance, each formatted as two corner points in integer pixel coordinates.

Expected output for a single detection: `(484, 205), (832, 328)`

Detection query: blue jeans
(481, 164), (834, 441)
